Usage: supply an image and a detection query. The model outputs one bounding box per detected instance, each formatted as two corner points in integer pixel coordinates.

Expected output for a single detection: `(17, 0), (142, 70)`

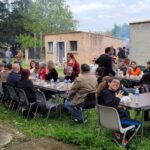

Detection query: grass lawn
(0, 104), (150, 150)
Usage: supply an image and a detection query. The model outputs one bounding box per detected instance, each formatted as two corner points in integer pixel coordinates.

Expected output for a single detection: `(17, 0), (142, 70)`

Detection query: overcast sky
(66, 0), (150, 32)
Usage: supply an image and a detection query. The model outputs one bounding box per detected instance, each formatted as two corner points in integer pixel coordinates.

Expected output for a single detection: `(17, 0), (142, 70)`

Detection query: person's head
(30, 60), (36, 69)
(12, 63), (20, 73)
(4, 63), (12, 70)
(146, 61), (150, 69)
(95, 67), (105, 78)
(105, 47), (112, 55)
(47, 60), (55, 71)
(81, 64), (90, 73)
(108, 77), (120, 92)
(130, 61), (137, 69)
(67, 53), (75, 61)
(39, 62), (46, 69)
(21, 69), (30, 79)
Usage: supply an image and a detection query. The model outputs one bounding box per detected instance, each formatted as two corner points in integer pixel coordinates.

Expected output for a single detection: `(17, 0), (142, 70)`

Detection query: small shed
(45, 31), (124, 65)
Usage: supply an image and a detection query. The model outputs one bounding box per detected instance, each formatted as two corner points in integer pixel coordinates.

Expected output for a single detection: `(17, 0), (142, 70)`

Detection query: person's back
(6, 64), (21, 87)
(95, 47), (115, 76)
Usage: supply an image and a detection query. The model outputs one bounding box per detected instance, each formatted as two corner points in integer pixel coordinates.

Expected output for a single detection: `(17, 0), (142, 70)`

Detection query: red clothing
(38, 67), (46, 80)
(128, 67), (141, 76)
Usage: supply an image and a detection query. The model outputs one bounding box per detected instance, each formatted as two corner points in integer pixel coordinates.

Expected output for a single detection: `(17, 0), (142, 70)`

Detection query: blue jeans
(64, 99), (83, 120)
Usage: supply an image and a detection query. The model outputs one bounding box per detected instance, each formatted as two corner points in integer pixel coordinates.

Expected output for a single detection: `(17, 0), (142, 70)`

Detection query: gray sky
(66, 0), (150, 32)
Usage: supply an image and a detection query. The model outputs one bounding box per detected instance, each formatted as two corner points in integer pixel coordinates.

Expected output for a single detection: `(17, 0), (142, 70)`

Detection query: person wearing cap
(64, 64), (97, 123)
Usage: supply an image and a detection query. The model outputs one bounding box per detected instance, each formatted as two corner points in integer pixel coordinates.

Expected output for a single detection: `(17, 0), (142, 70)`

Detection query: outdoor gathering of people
(0, 46), (150, 147)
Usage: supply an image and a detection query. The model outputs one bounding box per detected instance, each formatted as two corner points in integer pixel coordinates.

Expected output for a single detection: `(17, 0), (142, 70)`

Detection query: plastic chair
(5, 85), (19, 110)
(97, 104), (141, 147)
(34, 89), (61, 120)
(16, 88), (35, 119)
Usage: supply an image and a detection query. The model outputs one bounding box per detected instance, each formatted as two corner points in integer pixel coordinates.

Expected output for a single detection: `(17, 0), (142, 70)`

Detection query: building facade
(45, 31), (124, 65)
(130, 21), (150, 66)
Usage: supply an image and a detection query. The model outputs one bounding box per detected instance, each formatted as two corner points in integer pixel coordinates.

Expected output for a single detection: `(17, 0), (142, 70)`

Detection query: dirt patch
(0, 123), (79, 150)
(6, 137), (79, 150)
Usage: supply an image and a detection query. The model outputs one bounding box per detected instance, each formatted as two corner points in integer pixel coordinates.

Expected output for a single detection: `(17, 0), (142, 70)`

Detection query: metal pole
(34, 32), (36, 59)
(40, 32), (42, 59)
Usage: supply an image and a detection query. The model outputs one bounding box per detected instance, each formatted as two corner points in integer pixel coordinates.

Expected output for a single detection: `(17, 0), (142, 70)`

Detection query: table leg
(141, 110), (145, 142)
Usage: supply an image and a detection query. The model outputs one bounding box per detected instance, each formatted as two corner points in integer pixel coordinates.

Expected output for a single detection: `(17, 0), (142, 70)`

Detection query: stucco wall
(45, 32), (124, 65)
(130, 23), (150, 66)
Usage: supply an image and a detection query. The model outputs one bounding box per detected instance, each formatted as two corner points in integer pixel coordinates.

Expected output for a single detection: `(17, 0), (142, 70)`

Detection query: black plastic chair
(74, 92), (96, 126)
(16, 88), (35, 118)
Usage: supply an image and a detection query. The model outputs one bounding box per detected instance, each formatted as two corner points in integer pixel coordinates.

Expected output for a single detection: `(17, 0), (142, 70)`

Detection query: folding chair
(5, 85), (19, 110)
(73, 92), (96, 126)
(16, 88), (35, 119)
(34, 89), (61, 120)
(97, 104), (141, 147)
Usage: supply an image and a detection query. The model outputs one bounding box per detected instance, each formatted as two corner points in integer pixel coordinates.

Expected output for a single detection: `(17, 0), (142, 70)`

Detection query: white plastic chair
(97, 104), (140, 147)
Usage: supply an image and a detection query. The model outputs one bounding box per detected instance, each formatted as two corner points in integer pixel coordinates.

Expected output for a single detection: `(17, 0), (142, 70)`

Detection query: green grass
(0, 104), (150, 150)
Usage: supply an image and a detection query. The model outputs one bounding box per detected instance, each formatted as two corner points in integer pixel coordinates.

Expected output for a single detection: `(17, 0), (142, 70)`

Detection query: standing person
(95, 47), (115, 76)
(64, 53), (80, 82)
(30, 60), (36, 75)
(5, 48), (12, 64)
(117, 47), (126, 67)
(45, 60), (58, 82)
(16, 49), (23, 65)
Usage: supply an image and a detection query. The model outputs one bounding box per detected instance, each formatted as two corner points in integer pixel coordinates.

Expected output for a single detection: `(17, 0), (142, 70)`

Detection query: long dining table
(120, 92), (150, 138)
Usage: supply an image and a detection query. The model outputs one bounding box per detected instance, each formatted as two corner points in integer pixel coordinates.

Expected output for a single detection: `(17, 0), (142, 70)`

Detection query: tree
(26, 0), (78, 34)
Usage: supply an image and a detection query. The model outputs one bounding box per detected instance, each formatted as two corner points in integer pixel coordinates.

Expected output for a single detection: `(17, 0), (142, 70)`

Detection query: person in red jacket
(64, 53), (80, 82)
(38, 62), (46, 80)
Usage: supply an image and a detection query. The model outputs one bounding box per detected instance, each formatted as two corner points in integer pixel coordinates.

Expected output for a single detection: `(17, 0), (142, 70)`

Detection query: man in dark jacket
(95, 47), (115, 76)
(6, 63), (21, 87)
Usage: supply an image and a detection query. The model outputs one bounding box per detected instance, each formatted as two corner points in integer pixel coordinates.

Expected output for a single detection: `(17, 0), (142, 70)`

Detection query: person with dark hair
(30, 60), (36, 75)
(64, 53), (80, 82)
(64, 64), (97, 123)
(127, 61), (142, 77)
(95, 47), (115, 76)
(17, 69), (36, 103)
(95, 67), (105, 84)
(98, 77), (129, 119)
(143, 61), (150, 73)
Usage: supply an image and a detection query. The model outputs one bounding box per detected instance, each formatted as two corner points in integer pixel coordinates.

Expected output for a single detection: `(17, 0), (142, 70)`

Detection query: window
(48, 42), (53, 52)
(70, 41), (77, 51)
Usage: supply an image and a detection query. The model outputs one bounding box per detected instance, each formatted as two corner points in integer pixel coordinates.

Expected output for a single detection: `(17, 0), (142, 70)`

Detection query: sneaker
(123, 139), (128, 146)
(72, 118), (87, 123)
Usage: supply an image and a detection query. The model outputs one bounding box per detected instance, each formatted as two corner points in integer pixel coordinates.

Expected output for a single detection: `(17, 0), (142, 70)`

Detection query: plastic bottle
(56, 79), (60, 87)
(117, 69), (120, 77)
(67, 79), (71, 88)
(64, 79), (68, 88)
(50, 78), (54, 88)
(134, 88), (139, 105)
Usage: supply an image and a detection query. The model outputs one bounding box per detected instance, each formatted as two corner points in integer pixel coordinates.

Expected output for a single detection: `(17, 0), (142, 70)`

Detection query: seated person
(6, 63), (21, 87)
(38, 62), (46, 80)
(95, 67), (105, 84)
(64, 64), (97, 123)
(45, 60), (58, 82)
(143, 61), (150, 73)
(119, 62), (127, 76)
(98, 77), (130, 119)
(127, 61), (142, 77)
(17, 69), (36, 103)
(30, 60), (36, 75)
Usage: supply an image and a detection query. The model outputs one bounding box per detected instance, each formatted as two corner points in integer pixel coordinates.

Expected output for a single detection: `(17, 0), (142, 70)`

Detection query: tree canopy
(0, 0), (78, 48)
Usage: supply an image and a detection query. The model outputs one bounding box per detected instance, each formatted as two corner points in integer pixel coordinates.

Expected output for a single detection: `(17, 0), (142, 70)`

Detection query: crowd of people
(0, 46), (149, 145)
